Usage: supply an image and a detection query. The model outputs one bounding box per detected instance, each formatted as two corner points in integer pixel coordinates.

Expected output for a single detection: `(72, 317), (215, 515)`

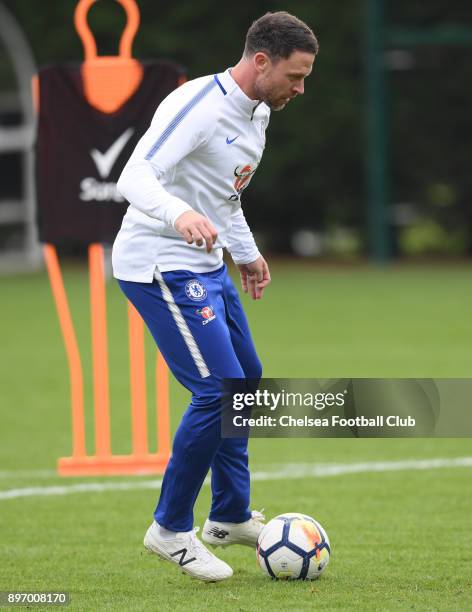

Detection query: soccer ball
(257, 512), (331, 580)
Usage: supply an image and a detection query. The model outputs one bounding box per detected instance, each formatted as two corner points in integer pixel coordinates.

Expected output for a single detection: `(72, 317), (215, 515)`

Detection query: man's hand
(174, 210), (218, 253)
(237, 256), (271, 300)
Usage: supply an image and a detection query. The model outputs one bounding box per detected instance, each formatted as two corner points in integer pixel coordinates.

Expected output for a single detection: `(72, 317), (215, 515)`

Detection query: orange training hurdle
(38, 0), (172, 476)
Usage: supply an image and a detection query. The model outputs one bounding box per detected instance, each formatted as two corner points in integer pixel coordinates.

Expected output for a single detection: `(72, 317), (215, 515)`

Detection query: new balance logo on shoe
(170, 548), (197, 566)
(208, 527), (230, 540)
(144, 522), (233, 581)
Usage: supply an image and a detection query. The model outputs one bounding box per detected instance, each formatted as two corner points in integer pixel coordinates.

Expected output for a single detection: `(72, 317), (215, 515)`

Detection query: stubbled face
(253, 50), (315, 111)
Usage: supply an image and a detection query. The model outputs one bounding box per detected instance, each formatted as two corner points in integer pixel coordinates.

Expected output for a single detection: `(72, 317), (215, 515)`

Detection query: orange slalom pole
(88, 244), (111, 457)
(118, 0), (141, 58)
(43, 244), (86, 458)
(128, 302), (148, 455)
(156, 352), (170, 457)
(74, 0), (97, 61)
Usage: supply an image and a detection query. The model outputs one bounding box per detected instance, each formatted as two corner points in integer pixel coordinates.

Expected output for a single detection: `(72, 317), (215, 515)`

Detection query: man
(112, 11), (318, 582)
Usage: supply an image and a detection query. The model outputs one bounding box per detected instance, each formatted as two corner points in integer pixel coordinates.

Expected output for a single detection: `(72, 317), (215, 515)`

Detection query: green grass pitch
(1, 262), (471, 611)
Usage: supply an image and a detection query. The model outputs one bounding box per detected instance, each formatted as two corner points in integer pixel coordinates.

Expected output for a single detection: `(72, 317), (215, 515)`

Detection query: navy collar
(215, 69), (261, 116)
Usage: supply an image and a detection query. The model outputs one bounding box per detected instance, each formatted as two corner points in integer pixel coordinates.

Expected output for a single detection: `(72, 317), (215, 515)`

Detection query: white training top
(112, 68), (271, 282)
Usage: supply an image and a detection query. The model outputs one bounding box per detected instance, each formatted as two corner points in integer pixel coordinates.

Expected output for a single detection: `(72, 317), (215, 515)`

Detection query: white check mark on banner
(90, 128), (134, 179)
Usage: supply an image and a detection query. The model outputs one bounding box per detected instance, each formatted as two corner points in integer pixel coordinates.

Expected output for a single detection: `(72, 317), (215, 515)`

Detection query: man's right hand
(174, 210), (218, 253)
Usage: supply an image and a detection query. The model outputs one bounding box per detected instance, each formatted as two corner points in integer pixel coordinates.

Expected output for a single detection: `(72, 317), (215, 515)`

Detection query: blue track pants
(118, 264), (262, 531)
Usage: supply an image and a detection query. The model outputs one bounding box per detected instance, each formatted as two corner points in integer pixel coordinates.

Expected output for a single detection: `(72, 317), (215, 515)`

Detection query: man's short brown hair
(244, 11), (319, 61)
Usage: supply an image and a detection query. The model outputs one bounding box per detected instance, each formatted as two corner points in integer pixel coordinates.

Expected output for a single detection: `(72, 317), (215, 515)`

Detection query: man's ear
(253, 52), (271, 74)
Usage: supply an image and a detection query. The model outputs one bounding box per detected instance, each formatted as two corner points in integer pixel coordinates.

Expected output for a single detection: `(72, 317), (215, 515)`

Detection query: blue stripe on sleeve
(145, 79), (217, 160)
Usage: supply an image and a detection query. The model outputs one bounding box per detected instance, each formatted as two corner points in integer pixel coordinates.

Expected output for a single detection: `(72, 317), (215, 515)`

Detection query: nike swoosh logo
(90, 128), (134, 179)
(226, 135), (240, 145)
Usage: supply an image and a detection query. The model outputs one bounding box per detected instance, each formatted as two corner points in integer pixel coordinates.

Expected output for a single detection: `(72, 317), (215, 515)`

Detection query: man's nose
(293, 81), (304, 95)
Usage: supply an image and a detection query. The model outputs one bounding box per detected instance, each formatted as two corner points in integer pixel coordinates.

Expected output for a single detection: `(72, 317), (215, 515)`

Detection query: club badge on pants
(185, 279), (207, 301)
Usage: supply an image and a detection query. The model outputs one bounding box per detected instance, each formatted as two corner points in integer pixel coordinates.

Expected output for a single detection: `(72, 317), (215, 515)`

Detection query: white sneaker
(143, 521), (233, 582)
(202, 510), (265, 548)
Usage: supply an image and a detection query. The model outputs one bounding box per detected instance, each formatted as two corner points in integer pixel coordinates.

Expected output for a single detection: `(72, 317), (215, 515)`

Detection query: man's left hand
(237, 256), (271, 300)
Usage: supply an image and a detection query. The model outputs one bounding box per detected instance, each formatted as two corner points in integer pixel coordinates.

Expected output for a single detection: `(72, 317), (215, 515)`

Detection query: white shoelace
(251, 509), (265, 523)
(188, 527), (214, 562)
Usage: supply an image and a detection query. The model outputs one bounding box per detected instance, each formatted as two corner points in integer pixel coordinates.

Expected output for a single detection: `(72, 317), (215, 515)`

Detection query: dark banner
(36, 60), (184, 245)
(221, 378), (472, 438)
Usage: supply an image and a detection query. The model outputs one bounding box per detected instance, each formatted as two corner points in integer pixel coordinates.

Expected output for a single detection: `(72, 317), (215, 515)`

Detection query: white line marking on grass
(0, 479), (163, 500)
(0, 457), (471, 501)
(251, 457), (472, 479)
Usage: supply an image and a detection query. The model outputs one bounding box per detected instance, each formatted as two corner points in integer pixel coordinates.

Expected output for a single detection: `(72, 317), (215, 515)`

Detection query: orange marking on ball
(300, 521), (321, 558)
